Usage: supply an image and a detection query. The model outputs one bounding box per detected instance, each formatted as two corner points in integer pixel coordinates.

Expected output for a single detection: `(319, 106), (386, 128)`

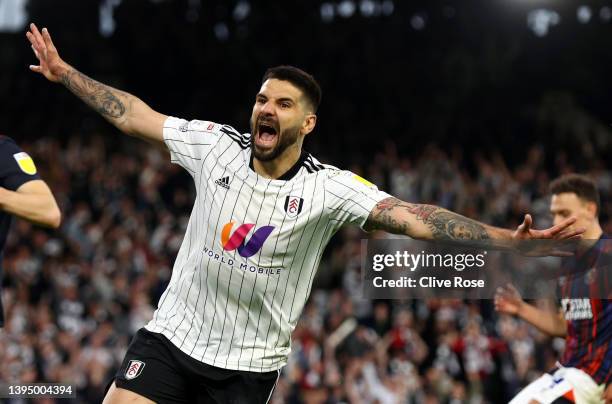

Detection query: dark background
(2, 0), (611, 168)
(1, 1), (611, 403)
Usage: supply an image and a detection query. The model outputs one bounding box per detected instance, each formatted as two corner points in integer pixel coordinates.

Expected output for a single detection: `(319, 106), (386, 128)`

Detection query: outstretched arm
(495, 284), (567, 337)
(26, 23), (166, 145)
(364, 196), (580, 243)
(0, 180), (61, 228)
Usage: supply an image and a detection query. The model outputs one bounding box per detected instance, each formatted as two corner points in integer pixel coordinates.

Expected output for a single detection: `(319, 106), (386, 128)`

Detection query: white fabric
(146, 116), (390, 372)
(509, 364), (605, 404)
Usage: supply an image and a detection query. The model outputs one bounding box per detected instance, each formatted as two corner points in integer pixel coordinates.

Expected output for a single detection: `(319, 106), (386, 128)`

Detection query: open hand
(512, 214), (583, 256)
(494, 284), (524, 315)
(26, 23), (68, 82)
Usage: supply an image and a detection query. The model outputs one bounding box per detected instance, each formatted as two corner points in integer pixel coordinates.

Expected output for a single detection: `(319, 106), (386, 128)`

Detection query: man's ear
(585, 201), (598, 218)
(302, 114), (317, 136)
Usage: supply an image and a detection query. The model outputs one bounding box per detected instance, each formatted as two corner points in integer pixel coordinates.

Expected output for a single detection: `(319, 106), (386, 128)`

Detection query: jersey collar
(249, 150), (308, 181)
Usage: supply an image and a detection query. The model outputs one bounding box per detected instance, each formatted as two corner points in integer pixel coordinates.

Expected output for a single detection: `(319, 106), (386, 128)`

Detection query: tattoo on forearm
(425, 210), (490, 240)
(60, 69), (127, 119)
(367, 197), (490, 240)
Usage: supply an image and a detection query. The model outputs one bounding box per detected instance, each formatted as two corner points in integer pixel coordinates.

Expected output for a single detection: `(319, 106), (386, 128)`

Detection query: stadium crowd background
(1, 1), (611, 403)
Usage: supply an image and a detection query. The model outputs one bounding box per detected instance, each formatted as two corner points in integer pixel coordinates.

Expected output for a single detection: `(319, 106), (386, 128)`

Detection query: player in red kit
(496, 174), (611, 404)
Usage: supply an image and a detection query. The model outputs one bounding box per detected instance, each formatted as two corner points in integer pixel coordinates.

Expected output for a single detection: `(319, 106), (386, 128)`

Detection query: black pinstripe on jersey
(147, 117), (390, 373)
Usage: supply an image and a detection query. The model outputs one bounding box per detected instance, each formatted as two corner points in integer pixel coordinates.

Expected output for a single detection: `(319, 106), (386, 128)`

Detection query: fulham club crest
(284, 196), (304, 218)
(125, 360), (146, 380)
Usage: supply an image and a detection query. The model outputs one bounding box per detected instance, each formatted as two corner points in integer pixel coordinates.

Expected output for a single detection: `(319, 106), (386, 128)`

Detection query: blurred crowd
(0, 131), (609, 404)
(0, 1), (611, 403)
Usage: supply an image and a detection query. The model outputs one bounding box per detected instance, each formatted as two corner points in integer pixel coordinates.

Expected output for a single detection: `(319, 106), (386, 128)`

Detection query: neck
(253, 143), (302, 179)
(577, 223), (603, 253)
(583, 223), (603, 240)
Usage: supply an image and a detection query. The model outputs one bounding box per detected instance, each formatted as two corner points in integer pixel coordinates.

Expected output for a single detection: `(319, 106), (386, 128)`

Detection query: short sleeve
(0, 137), (41, 191)
(163, 116), (222, 176)
(325, 170), (391, 229)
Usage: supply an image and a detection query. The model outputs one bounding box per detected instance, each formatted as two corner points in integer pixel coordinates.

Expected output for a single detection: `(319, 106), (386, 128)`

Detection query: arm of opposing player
(0, 138), (61, 228)
(514, 300), (567, 337)
(26, 23), (166, 145)
(495, 285), (567, 337)
(0, 181), (61, 228)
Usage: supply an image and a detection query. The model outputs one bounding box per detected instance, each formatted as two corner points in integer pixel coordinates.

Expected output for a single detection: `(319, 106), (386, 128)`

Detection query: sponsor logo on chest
(561, 298), (593, 320)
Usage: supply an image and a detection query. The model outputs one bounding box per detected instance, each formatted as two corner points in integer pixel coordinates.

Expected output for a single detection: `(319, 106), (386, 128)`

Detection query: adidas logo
(215, 176), (230, 189)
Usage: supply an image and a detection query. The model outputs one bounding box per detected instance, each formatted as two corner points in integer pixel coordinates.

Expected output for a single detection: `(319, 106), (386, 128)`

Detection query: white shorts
(509, 365), (605, 404)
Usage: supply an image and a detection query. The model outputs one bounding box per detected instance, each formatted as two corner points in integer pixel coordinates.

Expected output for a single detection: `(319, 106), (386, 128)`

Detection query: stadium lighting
(410, 13), (426, 30)
(320, 2), (335, 22)
(527, 9), (560, 37)
(577, 5), (592, 24)
(337, 0), (356, 18)
(0, 0), (27, 32)
(359, 0), (377, 17)
(214, 22), (229, 41)
(99, 0), (122, 37)
(321, 0), (392, 21)
(601, 6), (612, 21)
(381, 0), (394, 16)
(233, 1), (250, 22)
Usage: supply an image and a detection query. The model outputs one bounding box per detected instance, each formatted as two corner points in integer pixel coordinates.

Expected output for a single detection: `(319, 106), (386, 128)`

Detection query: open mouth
(256, 121), (279, 148)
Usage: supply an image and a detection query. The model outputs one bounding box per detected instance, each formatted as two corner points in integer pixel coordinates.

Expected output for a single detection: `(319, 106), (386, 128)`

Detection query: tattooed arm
(26, 23), (166, 144)
(364, 197), (503, 241)
(364, 197), (582, 244)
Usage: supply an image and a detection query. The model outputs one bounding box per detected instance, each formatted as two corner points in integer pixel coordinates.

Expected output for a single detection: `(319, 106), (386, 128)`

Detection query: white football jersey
(145, 116), (391, 372)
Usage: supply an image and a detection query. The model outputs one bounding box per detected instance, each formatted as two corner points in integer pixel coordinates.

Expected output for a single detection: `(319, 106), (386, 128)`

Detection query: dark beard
(251, 125), (300, 162)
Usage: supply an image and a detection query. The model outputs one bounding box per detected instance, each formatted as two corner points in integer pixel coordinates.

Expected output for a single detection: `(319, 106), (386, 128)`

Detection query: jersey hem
(144, 324), (287, 373)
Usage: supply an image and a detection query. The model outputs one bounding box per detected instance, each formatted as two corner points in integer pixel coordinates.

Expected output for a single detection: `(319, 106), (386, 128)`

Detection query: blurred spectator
(0, 131), (608, 403)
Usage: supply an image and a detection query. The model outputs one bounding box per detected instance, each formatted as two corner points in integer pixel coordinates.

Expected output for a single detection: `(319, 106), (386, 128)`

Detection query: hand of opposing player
(26, 23), (69, 82)
(494, 283), (524, 315)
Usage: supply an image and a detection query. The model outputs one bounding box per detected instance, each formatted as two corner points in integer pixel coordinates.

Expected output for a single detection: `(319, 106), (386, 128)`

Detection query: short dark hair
(549, 174), (600, 214)
(262, 65), (322, 112)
